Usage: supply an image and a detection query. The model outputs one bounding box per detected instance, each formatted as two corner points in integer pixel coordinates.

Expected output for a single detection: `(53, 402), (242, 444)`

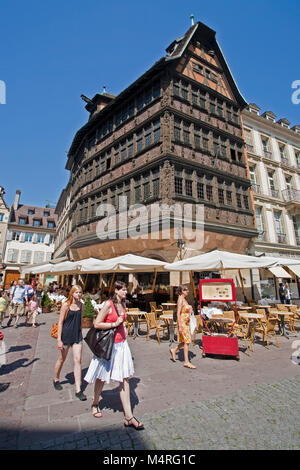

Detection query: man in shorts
(7, 279), (28, 328)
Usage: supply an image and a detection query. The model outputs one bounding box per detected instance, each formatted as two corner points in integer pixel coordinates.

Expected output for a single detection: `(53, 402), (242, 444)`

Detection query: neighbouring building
(3, 190), (57, 288)
(0, 186), (10, 283)
(55, 20), (257, 279)
(242, 104), (300, 299)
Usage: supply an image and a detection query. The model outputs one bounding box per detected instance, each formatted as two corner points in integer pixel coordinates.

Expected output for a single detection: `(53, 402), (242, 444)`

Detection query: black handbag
(84, 301), (120, 361)
(84, 326), (116, 360)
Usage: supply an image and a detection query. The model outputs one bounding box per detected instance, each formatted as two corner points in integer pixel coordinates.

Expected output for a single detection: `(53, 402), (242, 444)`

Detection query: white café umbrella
(20, 263), (54, 276)
(48, 260), (82, 274)
(163, 249), (280, 272)
(80, 254), (167, 273)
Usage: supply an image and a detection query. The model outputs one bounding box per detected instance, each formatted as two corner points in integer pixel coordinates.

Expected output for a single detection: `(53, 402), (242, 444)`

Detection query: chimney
(13, 190), (21, 210)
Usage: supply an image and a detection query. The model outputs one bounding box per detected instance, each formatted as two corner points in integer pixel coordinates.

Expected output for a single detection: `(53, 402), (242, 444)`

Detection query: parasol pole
(238, 269), (248, 304)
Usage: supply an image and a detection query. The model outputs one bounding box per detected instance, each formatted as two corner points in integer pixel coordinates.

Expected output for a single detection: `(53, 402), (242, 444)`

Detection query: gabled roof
(66, 21), (247, 169)
(9, 204), (57, 229)
(165, 21), (247, 108)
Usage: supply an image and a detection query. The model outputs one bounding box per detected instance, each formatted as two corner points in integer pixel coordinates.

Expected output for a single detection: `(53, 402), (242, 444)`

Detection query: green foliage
(83, 296), (95, 318)
(42, 291), (52, 307)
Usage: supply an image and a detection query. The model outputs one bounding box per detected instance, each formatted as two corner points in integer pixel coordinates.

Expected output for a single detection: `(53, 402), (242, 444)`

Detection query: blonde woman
(53, 285), (87, 400)
(170, 285), (196, 369)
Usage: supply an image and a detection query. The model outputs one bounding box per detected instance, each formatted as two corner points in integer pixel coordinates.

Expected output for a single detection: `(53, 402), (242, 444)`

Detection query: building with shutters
(54, 20), (257, 268)
(3, 190), (57, 287)
(242, 104), (300, 298)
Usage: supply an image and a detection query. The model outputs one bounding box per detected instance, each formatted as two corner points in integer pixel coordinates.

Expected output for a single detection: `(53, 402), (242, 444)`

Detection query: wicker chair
(144, 312), (167, 344)
(231, 322), (252, 355)
(251, 318), (280, 349)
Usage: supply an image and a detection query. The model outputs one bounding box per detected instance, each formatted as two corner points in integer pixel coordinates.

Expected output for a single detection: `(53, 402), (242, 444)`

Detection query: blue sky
(0, 0), (299, 208)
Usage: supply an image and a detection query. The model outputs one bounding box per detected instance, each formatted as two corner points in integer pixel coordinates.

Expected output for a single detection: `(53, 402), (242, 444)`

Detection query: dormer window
(19, 217), (26, 225)
(33, 219), (41, 227)
(28, 209), (35, 215)
(44, 211), (50, 217)
(47, 221), (55, 229)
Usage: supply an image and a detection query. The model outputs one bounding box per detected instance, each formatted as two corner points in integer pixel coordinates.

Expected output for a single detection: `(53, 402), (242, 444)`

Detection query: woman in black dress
(53, 285), (87, 400)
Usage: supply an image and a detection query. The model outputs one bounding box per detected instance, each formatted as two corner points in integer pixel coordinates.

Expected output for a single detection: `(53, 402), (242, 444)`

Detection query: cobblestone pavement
(19, 375), (300, 450)
(1, 310), (300, 450)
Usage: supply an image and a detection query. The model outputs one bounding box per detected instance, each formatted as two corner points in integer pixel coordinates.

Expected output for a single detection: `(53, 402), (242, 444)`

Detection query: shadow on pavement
(0, 357), (39, 376)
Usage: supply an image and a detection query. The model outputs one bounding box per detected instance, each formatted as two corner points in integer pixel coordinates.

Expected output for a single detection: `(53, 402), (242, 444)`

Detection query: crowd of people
(0, 279), (45, 329)
(0, 276), (199, 430)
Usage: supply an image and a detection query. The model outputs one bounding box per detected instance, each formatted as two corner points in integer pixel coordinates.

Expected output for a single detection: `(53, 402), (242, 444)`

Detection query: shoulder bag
(84, 301), (120, 361)
(51, 303), (70, 339)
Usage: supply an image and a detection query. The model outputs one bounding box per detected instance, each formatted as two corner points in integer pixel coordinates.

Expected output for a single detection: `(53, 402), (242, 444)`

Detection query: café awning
(285, 265), (300, 277)
(268, 266), (291, 278)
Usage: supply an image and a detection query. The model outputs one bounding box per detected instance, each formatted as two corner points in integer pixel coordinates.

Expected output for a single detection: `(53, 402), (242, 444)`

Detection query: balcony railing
(281, 157), (289, 166)
(277, 233), (287, 244)
(252, 184), (261, 194)
(270, 188), (279, 198)
(263, 150), (273, 159)
(246, 144), (254, 153)
(282, 188), (300, 203)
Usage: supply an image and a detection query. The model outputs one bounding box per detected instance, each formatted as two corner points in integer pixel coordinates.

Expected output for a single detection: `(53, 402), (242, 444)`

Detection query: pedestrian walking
(35, 283), (44, 308)
(284, 282), (293, 304)
(279, 283), (285, 304)
(53, 285), (87, 400)
(25, 294), (39, 328)
(7, 279), (28, 328)
(84, 281), (144, 429)
(0, 291), (8, 328)
(170, 285), (196, 369)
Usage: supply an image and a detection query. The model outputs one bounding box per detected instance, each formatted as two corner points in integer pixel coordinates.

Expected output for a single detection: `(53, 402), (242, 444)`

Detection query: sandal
(124, 416), (144, 430)
(184, 363), (196, 369)
(91, 403), (103, 418)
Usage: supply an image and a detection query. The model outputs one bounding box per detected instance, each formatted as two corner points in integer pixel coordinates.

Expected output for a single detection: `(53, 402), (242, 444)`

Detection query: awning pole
(152, 270), (158, 292)
(238, 269), (248, 304)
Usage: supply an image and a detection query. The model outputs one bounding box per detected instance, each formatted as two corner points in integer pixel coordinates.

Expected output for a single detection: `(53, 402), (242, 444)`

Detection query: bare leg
(120, 379), (144, 429)
(119, 379), (133, 419)
(183, 344), (196, 368)
(170, 342), (184, 361)
(91, 379), (105, 417)
(54, 346), (69, 382)
(72, 343), (83, 393)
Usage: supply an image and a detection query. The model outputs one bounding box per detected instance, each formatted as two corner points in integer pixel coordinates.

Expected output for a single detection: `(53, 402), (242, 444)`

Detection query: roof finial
(101, 85), (106, 95)
(190, 14), (194, 26)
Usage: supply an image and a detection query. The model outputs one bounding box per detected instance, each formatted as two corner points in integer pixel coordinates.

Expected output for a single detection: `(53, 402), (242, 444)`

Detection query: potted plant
(81, 296), (95, 328)
(41, 291), (52, 313)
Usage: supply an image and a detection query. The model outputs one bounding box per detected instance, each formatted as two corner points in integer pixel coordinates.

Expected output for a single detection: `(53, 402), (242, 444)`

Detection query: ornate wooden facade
(55, 21), (257, 262)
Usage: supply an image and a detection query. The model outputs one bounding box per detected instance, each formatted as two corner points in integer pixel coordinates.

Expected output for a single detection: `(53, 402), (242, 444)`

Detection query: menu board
(199, 279), (236, 302)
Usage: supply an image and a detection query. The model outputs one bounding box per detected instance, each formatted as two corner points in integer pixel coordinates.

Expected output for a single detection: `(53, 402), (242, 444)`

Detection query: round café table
(270, 311), (296, 338)
(160, 313), (177, 344)
(126, 311), (147, 338)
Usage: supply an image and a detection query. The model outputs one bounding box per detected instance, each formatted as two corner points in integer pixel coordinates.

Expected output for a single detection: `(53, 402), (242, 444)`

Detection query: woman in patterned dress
(170, 285), (196, 369)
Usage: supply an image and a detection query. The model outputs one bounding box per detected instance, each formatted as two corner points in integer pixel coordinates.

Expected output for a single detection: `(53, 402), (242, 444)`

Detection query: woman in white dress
(84, 281), (144, 430)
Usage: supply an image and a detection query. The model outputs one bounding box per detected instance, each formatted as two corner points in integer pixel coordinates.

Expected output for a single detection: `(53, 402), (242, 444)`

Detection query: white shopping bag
(190, 312), (197, 336)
